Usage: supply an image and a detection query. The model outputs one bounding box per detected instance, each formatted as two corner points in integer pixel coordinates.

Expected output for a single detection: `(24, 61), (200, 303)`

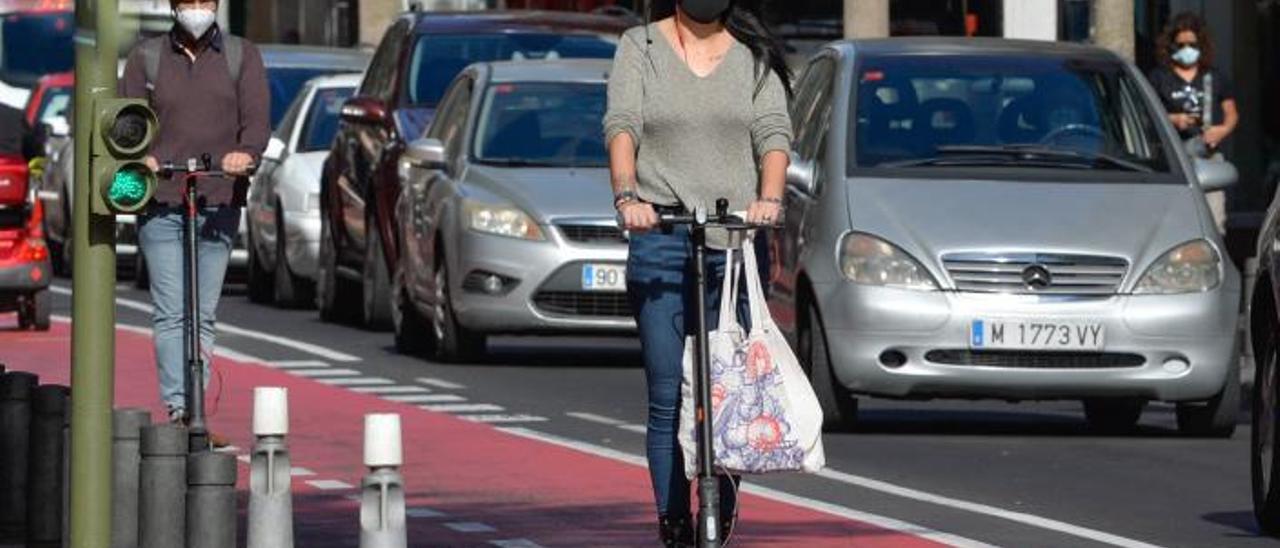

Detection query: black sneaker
(658, 514), (694, 547)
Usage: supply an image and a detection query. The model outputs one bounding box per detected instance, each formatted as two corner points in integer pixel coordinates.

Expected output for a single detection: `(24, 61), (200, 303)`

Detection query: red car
(0, 153), (50, 330)
(23, 71), (72, 130)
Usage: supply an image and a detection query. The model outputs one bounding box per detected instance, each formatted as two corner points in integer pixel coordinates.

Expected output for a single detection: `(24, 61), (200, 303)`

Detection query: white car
(245, 73), (361, 307)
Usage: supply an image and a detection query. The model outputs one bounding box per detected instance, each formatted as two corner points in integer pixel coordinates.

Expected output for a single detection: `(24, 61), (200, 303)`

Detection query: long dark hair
(650, 0), (793, 98)
(1156, 11), (1215, 69)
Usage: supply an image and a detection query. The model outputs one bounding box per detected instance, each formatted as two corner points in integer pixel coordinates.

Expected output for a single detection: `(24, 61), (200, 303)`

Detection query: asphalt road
(50, 279), (1276, 548)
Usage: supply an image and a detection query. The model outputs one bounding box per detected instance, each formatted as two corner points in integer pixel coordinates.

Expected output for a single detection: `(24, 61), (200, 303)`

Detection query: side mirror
(786, 151), (817, 196)
(341, 97), (388, 125)
(404, 137), (447, 172)
(1194, 157), (1237, 192)
(263, 136), (286, 162)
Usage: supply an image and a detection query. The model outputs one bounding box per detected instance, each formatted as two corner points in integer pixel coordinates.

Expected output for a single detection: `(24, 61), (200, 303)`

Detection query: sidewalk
(0, 315), (950, 547)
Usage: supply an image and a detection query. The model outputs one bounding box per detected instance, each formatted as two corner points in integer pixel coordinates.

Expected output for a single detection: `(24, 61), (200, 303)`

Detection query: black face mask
(681, 0), (731, 24)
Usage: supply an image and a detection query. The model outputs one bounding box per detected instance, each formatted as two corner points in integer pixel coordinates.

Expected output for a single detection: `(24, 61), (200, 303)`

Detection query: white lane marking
(406, 507), (447, 518)
(289, 368), (363, 377)
(350, 386), (432, 394)
(566, 411), (624, 426)
(415, 377), (465, 390)
(617, 424), (647, 434)
(496, 427), (993, 548)
(813, 468), (1165, 548)
(318, 377), (395, 386)
(421, 403), (504, 413)
(306, 479), (354, 490)
(52, 285), (362, 362)
(444, 522), (497, 533)
(53, 316), (268, 364)
(236, 455), (250, 464)
(290, 467), (315, 477)
(460, 414), (548, 424)
(383, 394), (466, 403)
(266, 360), (331, 368)
(490, 540), (545, 548)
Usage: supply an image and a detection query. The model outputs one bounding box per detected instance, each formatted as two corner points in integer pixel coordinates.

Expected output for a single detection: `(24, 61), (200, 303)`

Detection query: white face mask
(175, 7), (216, 39)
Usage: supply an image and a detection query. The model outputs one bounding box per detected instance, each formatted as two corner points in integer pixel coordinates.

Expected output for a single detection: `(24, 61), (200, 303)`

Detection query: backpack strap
(223, 34), (243, 84)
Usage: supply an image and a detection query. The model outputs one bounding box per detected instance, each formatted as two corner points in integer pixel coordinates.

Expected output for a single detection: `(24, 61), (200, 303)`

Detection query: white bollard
(248, 388), (293, 548)
(359, 414), (406, 548)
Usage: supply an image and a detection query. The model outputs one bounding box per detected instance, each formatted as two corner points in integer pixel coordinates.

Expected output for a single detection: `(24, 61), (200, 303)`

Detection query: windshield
(299, 86), (355, 152)
(36, 85), (69, 123)
(406, 33), (615, 107)
(268, 68), (348, 128)
(473, 82), (608, 169)
(852, 55), (1172, 175)
(0, 11), (73, 88)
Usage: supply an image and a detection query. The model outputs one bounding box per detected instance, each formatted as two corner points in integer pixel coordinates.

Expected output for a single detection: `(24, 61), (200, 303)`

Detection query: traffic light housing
(91, 96), (157, 215)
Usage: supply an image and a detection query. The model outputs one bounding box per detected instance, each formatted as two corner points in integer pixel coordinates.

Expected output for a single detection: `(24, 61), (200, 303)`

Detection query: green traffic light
(108, 165), (151, 208)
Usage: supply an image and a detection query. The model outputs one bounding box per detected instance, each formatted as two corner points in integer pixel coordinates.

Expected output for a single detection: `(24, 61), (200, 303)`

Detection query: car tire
(317, 219), (360, 324)
(246, 233), (274, 304)
(19, 290), (50, 331)
(49, 194), (69, 277)
(392, 260), (434, 356)
(133, 251), (149, 290)
(273, 211), (315, 309)
(1254, 341), (1280, 535)
(431, 257), (485, 363)
(361, 220), (393, 330)
(1082, 398), (1146, 434)
(799, 298), (858, 431)
(1177, 354), (1240, 438)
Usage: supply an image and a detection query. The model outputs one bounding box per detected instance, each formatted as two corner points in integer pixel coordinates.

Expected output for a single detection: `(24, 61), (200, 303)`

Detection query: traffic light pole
(70, 0), (120, 546)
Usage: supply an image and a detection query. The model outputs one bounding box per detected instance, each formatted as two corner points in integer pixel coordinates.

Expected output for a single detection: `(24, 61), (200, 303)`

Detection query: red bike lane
(0, 316), (954, 547)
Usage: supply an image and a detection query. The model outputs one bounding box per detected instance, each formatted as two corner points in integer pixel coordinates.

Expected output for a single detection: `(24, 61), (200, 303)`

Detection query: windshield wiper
(932, 144), (1154, 172)
(477, 158), (557, 168)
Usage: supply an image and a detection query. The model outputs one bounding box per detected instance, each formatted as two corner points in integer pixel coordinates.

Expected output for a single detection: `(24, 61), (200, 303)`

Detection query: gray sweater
(604, 24), (793, 246)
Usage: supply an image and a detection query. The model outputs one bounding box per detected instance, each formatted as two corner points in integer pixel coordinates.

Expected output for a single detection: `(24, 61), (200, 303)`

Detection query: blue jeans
(626, 226), (765, 519)
(138, 205), (238, 412)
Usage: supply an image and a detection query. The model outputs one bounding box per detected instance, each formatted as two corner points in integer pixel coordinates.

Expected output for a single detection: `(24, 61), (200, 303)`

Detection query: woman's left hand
(1203, 125), (1231, 149)
(747, 200), (782, 226)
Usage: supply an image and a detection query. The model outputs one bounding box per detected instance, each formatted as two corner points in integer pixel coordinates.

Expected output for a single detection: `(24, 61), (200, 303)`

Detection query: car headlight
(839, 232), (937, 290)
(463, 199), (544, 241)
(1134, 240), (1221, 294)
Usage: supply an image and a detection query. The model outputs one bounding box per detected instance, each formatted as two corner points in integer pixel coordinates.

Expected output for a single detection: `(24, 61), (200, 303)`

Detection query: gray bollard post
(138, 424), (187, 548)
(359, 414), (406, 548)
(27, 385), (69, 548)
(186, 453), (237, 548)
(0, 371), (37, 543)
(248, 387), (293, 548)
(110, 409), (152, 548)
(59, 391), (69, 548)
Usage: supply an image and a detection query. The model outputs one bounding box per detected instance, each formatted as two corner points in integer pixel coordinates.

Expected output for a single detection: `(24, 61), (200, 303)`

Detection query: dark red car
(0, 153), (50, 330)
(317, 10), (626, 328)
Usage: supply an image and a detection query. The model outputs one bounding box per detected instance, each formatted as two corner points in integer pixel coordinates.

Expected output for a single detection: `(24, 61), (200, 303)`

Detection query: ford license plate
(582, 264), (626, 292)
(970, 319), (1104, 351)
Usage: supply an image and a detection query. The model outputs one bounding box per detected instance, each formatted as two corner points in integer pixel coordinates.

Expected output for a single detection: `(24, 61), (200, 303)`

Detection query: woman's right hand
(618, 201), (658, 232)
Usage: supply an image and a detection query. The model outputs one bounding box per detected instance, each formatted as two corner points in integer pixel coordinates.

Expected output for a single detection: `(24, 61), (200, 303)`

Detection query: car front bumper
(814, 281), (1241, 403)
(450, 226), (634, 334)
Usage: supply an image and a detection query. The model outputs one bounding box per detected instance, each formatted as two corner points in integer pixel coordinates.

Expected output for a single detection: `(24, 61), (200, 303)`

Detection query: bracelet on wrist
(759, 196), (783, 205)
(614, 190), (639, 210)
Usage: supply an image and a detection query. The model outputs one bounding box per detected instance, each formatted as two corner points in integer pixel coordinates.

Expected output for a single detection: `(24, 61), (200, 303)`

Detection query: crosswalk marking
(566, 412), (624, 426)
(384, 394), (466, 403)
(460, 414), (548, 424)
(306, 479), (354, 490)
(444, 522), (497, 533)
(421, 403), (504, 413)
(265, 360), (330, 368)
(291, 467), (315, 477)
(290, 368), (362, 377)
(350, 385), (431, 394)
(318, 377), (395, 386)
(490, 540), (545, 548)
(415, 377), (466, 390)
(618, 424), (648, 434)
(406, 507), (447, 518)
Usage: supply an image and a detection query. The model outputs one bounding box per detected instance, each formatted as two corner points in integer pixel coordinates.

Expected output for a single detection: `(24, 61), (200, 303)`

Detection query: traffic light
(91, 96), (157, 215)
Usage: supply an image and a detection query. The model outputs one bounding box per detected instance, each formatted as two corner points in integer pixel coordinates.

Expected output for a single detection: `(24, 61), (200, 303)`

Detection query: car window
(473, 82), (608, 168)
(37, 86), (71, 123)
(793, 57), (836, 162)
(851, 54), (1173, 176)
(0, 11), (73, 88)
(275, 84), (308, 142)
(298, 86), (356, 152)
(360, 21), (409, 100)
(404, 33), (615, 107)
(268, 68), (354, 128)
(427, 76), (472, 163)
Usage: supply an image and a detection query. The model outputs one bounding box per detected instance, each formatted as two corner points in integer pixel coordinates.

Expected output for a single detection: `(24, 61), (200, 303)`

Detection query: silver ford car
(774, 38), (1242, 437)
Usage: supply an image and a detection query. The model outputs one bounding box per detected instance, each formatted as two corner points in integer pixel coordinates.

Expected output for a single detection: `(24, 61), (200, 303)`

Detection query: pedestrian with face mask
(604, 0), (793, 544)
(119, 0), (270, 447)
(1147, 11), (1238, 233)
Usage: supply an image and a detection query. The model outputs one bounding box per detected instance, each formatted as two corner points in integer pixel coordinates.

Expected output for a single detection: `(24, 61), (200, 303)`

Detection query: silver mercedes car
(775, 38), (1242, 437)
(392, 59), (630, 362)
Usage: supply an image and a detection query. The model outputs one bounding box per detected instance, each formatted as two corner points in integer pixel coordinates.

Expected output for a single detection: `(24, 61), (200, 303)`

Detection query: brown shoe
(209, 431), (231, 449)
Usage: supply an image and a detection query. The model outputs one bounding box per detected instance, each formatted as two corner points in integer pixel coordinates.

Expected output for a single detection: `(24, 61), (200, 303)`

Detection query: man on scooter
(119, 0), (269, 446)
